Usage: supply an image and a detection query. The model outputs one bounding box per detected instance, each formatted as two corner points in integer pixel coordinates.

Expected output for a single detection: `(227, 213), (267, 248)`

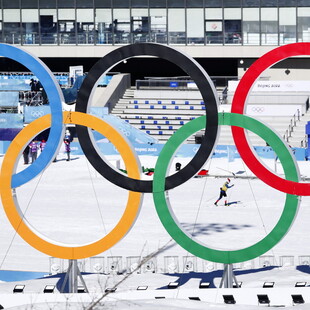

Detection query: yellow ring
(0, 111), (142, 259)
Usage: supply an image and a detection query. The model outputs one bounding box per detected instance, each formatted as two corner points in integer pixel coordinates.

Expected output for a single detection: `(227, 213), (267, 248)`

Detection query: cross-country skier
(214, 178), (234, 206)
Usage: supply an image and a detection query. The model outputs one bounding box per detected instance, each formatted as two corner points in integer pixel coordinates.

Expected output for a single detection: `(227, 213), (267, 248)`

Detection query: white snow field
(0, 146), (310, 309)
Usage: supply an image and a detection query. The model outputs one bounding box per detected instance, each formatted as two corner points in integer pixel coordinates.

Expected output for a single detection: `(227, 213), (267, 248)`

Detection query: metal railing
(301, 135), (308, 148)
(283, 109), (300, 143)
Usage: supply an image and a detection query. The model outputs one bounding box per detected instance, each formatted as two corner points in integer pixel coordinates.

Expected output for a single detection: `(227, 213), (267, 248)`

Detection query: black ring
(75, 43), (218, 193)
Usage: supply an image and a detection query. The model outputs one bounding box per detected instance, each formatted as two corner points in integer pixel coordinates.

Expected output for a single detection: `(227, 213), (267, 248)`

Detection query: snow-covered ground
(0, 149), (310, 309)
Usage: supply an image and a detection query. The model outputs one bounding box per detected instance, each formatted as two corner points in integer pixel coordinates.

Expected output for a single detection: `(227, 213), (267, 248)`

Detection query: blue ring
(0, 44), (64, 188)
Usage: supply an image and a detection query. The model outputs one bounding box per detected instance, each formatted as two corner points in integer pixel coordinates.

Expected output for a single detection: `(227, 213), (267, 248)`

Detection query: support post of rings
(60, 259), (88, 293)
(219, 264), (239, 288)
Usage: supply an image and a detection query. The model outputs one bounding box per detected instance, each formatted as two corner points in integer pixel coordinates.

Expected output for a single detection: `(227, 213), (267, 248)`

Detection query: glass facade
(0, 1), (308, 46)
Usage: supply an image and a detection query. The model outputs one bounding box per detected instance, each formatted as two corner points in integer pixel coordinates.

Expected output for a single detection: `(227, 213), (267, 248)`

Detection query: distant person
(35, 80), (42, 91)
(175, 162), (181, 171)
(64, 139), (71, 161)
(33, 80), (38, 92)
(40, 140), (46, 153)
(29, 140), (38, 163)
(214, 178), (234, 206)
(29, 78), (36, 91)
(23, 145), (30, 164)
(64, 129), (71, 142)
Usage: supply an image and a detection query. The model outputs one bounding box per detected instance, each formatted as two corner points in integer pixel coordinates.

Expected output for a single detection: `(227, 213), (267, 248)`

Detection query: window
(150, 0), (167, 7)
(243, 0), (260, 6)
(77, 0), (94, 8)
(94, 0), (112, 8)
(95, 8), (112, 44)
(186, 0), (203, 7)
(58, 0), (75, 8)
(21, 0), (38, 9)
(298, 7), (310, 42)
(58, 9), (76, 44)
(39, 0), (56, 9)
(132, 0), (149, 7)
(298, 0), (310, 6)
(113, 0), (130, 8)
(168, 8), (185, 44)
(113, 9), (130, 44)
(261, 0), (278, 6)
(205, 8), (223, 44)
(278, 0), (297, 6)
(40, 9), (57, 44)
(168, 0), (185, 8)
(224, 8), (241, 44)
(77, 9), (94, 44)
(3, 0), (19, 9)
(22, 9), (39, 44)
(132, 8), (149, 43)
(261, 7), (278, 45)
(279, 7), (296, 44)
(205, 0), (222, 7)
(243, 8), (259, 45)
(187, 9), (204, 44)
(150, 9), (167, 43)
(3, 9), (21, 44)
(223, 0), (241, 7)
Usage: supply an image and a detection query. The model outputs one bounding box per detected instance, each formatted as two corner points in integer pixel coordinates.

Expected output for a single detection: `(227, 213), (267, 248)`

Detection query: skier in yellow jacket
(214, 178), (234, 206)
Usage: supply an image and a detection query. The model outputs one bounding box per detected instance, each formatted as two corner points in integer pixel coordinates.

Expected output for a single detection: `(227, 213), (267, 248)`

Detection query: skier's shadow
(181, 222), (252, 237)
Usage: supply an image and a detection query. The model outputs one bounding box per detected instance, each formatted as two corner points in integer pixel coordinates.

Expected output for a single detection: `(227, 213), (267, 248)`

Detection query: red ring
(231, 43), (310, 196)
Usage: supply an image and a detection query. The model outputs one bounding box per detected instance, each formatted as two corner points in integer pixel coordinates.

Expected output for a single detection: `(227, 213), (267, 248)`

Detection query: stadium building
(0, 0), (309, 79)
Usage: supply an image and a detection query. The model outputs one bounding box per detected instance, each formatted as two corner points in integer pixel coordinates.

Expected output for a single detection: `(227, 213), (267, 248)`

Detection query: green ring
(152, 112), (299, 264)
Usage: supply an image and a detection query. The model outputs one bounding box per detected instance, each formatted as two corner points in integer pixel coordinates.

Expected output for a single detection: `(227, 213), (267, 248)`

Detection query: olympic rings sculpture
(0, 42), (307, 263)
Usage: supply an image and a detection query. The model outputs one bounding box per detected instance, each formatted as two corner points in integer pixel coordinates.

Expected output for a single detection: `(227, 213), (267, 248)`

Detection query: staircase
(287, 110), (310, 148)
(111, 87), (206, 144)
(122, 87), (135, 99)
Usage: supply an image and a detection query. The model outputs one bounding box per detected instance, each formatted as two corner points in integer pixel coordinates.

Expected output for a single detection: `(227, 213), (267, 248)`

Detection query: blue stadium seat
(158, 101), (162, 104)
(185, 101), (189, 105)
(150, 105), (154, 109)
(148, 116), (153, 119)
(134, 105), (139, 109)
(171, 101), (175, 104)
(162, 106), (166, 109)
(175, 106), (179, 109)
(134, 100), (138, 104)
(165, 121), (170, 124)
(190, 106), (194, 110)
(141, 125), (145, 129)
(140, 120), (144, 124)
(157, 126), (161, 129)
(169, 126), (173, 130)
(159, 131), (163, 135)
(145, 100), (149, 104)
(154, 121), (158, 124)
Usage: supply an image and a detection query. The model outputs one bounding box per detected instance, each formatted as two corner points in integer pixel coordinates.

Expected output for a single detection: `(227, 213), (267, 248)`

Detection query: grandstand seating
(111, 87), (305, 146)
